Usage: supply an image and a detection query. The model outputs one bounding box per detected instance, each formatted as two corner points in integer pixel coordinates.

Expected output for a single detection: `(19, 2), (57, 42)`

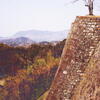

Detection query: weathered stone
(46, 16), (100, 100)
(72, 42), (100, 100)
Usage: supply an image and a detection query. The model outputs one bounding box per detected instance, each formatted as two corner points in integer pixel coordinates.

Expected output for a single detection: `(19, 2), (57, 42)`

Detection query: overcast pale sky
(0, 0), (100, 37)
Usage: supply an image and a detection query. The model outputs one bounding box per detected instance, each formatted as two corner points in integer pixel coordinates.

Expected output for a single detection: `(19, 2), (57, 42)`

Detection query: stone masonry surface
(46, 16), (100, 100)
(72, 41), (100, 100)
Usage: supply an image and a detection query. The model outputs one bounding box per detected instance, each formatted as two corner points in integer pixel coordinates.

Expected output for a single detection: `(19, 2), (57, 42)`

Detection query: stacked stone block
(47, 16), (100, 100)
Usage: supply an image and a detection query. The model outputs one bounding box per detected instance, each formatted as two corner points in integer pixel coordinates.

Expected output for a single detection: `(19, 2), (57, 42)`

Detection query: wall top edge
(76, 16), (100, 19)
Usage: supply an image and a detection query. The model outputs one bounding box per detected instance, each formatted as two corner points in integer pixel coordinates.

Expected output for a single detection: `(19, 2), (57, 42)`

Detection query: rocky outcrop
(47, 16), (100, 100)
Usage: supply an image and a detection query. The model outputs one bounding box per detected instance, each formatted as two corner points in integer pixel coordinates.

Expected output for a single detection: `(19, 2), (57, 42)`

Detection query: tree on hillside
(70, 0), (95, 15)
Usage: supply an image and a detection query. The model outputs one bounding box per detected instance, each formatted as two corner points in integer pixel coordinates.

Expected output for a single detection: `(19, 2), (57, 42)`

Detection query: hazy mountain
(0, 37), (7, 40)
(13, 30), (68, 42)
(0, 37), (34, 46)
(0, 30), (68, 46)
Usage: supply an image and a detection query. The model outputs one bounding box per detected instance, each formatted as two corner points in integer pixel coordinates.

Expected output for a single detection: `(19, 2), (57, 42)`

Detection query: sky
(0, 0), (100, 37)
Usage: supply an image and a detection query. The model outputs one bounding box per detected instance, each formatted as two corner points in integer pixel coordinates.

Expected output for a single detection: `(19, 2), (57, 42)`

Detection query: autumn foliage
(0, 39), (65, 100)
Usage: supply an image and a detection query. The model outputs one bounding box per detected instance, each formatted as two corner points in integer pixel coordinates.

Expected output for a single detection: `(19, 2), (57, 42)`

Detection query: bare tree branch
(71, 0), (79, 3)
(69, 0), (95, 15)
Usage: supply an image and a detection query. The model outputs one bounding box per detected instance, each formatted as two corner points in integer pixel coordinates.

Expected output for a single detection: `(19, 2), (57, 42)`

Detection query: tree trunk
(88, 0), (93, 15)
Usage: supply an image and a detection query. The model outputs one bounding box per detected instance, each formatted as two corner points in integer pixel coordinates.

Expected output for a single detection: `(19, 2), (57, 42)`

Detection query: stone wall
(46, 16), (100, 100)
(72, 41), (100, 100)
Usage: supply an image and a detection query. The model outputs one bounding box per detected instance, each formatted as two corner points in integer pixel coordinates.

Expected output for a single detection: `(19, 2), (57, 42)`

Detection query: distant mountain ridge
(13, 30), (68, 42)
(0, 30), (68, 46)
(0, 37), (7, 40)
(0, 37), (34, 47)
